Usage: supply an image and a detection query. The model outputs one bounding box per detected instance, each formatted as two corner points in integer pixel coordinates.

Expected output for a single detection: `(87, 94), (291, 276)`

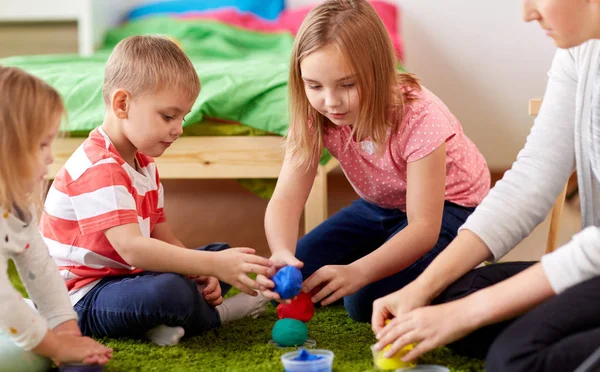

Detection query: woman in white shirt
(371, 0), (600, 371)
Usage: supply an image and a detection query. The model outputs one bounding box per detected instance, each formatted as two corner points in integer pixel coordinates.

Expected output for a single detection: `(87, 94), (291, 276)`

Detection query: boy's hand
(190, 275), (223, 306)
(214, 248), (275, 296)
(256, 251), (304, 304)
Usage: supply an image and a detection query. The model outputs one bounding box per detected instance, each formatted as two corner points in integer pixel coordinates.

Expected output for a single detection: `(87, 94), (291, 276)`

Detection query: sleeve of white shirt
(459, 48), (577, 260)
(0, 250), (48, 350)
(541, 226), (600, 293)
(13, 222), (78, 330)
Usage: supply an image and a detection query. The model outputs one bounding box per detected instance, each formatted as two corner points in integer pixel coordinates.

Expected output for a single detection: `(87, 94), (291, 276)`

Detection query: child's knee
(344, 293), (372, 323)
(144, 274), (198, 315)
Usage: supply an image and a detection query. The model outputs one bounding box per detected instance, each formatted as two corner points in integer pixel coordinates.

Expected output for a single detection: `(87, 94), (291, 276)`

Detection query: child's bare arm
(265, 151), (318, 258)
(354, 144), (448, 284)
(304, 144), (448, 306)
(104, 224), (274, 294)
(151, 222), (185, 247)
(259, 152), (317, 301)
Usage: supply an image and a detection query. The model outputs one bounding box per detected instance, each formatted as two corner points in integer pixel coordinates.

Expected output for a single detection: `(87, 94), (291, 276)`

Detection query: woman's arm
(374, 263), (554, 360)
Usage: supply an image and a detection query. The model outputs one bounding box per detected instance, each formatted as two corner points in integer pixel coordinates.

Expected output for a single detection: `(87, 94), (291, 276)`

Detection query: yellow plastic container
(370, 343), (417, 370)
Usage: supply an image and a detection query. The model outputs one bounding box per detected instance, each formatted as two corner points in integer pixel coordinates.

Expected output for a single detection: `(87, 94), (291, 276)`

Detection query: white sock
(145, 325), (185, 346)
(216, 292), (269, 323)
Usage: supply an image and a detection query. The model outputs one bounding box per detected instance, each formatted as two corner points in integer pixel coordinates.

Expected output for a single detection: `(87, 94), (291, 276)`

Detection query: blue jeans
(75, 243), (231, 339)
(296, 199), (474, 322)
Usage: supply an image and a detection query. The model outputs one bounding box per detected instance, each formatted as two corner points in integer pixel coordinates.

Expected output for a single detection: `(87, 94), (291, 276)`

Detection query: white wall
(287, 0), (558, 169)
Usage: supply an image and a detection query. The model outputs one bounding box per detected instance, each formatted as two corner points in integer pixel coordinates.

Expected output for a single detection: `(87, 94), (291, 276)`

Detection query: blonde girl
(258, 0), (490, 322)
(0, 66), (112, 366)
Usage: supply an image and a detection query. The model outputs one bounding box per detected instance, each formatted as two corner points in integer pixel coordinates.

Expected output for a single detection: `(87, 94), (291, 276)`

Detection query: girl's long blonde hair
(0, 66), (64, 215)
(287, 0), (420, 169)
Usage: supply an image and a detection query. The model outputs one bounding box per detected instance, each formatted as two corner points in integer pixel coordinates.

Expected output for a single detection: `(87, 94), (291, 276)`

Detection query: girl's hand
(303, 264), (365, 306)
(373, 300), (478, 362)
(371, 281), (432, 334)
(256, 251), (304, 304)
(33, 331), (112, 366)
(52, 319), (82, 337)
(190, 276), (223, 306)
(214, 248), (275, 295)
(53, 334), (112, 366)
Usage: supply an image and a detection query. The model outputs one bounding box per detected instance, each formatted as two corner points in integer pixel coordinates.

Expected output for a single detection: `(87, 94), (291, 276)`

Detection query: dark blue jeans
(75, 243), (231, 339)
(296, 199), (474, 322)
(432, 262), (600, 371)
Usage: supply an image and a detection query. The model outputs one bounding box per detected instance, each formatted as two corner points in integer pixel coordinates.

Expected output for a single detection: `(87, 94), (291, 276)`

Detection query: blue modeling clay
(273, 266), (303, 299)
(293, 349), (324, 361)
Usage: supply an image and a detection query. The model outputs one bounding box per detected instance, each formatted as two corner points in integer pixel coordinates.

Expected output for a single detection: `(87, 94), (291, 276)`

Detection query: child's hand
(270, 251), (304, 269)
(257, 251), (304, 304)
(45, 333), (112, 366)
(302, 264), (366, 306)
(214, 248), (274, 296)
(53, 319), (82, 337)
(190, 275), (223, 306)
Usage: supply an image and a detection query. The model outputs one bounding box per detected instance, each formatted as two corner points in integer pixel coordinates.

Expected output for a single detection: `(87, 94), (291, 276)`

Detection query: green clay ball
(0, 332), (51, 372)
(272, 318), (308, 347)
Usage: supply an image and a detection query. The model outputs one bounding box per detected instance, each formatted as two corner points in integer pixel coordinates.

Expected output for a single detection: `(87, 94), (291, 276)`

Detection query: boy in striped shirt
(41, 36), (275, 346)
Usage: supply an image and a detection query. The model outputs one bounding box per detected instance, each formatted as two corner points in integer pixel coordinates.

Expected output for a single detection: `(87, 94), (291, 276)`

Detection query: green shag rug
(8, 260), (484, 371)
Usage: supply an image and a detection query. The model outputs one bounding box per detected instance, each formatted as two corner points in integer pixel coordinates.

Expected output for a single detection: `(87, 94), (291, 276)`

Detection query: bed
(1, 0), (404, 232)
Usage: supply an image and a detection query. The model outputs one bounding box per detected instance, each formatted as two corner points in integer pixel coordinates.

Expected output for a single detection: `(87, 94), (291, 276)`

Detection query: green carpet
(7, 260), (484, 371)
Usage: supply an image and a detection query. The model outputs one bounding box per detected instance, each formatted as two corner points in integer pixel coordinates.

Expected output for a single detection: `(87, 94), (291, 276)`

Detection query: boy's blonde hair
(102, 35), (200, 105)
(287, 0), (421, 168)
(0, 66), (64, 214)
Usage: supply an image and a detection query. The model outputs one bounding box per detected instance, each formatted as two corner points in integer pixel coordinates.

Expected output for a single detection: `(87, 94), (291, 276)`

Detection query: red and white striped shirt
(41, 128), (165, 305)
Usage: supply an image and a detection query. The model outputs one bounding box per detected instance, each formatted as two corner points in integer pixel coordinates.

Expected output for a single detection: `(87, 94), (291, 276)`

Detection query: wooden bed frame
(48, 136), (340, 233)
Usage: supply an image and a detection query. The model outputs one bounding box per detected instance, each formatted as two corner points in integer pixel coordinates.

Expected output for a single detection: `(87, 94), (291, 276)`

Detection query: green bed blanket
(1, 17), (294, 137)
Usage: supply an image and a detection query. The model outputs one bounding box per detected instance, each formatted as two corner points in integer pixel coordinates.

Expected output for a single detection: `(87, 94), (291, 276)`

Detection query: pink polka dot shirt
(323, 87), (490, 211)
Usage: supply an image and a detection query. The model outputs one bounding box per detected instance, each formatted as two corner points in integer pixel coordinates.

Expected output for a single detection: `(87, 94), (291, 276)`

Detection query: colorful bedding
(1, 18), (294, 136)
(1, 0), (403, 136)
(128, 0), (285, 22)
(135, 1), (403, 59)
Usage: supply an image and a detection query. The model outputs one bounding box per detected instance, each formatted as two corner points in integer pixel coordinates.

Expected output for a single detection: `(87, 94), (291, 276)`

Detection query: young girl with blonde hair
(258, 0), (490, 322)
(0, 65), (112, 366)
